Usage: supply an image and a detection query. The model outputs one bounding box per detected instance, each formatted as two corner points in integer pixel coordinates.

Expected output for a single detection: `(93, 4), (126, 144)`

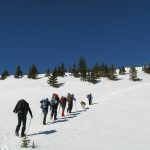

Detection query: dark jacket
(87, 94), (93, 100)
(13, 99), (33, 117)
(40, 99), (51, 110)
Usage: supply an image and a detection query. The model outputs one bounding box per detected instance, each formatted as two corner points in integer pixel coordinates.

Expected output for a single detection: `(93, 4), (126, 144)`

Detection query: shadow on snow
(27, 130), (57, 137)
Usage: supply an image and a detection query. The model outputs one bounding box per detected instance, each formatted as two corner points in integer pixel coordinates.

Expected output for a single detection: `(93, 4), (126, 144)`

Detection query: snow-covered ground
(1, 67), (150, 150)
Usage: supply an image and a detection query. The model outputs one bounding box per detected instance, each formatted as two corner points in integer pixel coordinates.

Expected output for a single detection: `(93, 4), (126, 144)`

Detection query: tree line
(0, 57), (146, 86)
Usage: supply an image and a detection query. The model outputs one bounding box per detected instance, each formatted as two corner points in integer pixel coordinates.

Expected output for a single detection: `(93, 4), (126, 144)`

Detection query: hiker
(13, 99), (33, 137)
(67, 93), (76, 113)
(60, 96), (67, 116)
(50, 93), (60, 120)
(87, 93), (93, 105)
(40, 98), (51, 125)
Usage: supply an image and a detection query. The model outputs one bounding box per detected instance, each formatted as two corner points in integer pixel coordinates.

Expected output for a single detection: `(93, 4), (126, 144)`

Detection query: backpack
(40, 99), (47, 109)
(51, 99), (58, 106)
(60, 97), (67, 105)
(13, 99), (26, 114)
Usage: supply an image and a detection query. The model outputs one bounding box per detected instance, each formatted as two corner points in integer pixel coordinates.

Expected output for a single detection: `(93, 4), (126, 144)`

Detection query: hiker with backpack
(50, 93), (60, 120)
(40, 98), (51, 125)
(60, 96), (67, 116)
(67, 93), (76, 113)
(13, 99), (33, 137)
(87, 93), (93, 105)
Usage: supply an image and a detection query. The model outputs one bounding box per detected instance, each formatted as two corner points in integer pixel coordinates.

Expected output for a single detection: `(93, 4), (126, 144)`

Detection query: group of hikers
(13, 93), (93, 137)
(40, 93), (76, 125)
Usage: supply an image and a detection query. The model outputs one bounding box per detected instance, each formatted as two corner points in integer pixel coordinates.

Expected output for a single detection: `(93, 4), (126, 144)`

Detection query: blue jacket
(40, 99), (51, 110)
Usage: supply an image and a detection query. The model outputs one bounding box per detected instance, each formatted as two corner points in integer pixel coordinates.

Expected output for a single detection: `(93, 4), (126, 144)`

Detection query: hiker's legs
(89, 98), (92, 105)
(51, 107), (55, 119)
(62, 108), (64, 116)
(54, 108), (57, 120)
(16, 115), (22, 133)
(69, 103), (73, 113)
(21, 116), (26, 136)
(43, 110), (48, 124)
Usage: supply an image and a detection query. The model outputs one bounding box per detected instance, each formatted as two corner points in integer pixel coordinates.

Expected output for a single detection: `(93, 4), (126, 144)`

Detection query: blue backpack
(51, 99), (58, 106)
(41, 99), (47, 109)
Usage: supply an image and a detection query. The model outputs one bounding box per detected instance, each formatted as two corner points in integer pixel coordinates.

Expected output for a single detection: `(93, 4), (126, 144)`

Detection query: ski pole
(26, 117), (32, 135)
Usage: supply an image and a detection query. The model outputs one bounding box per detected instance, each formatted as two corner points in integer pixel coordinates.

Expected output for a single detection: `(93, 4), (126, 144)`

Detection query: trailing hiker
(67, 93), (76, 113)
(60, 96), (67, 116)
(13, 99), (33, 137)
(50, 93), (60, 120)
(40, 98), (51, 125)
(87, 93), (93, 105)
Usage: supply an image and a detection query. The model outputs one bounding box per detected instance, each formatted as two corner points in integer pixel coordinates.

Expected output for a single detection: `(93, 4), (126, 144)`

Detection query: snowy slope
(1, 68), (150, 150)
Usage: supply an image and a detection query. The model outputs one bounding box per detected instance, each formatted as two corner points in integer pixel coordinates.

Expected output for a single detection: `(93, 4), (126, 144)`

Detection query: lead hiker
(13, 99), (33, 137)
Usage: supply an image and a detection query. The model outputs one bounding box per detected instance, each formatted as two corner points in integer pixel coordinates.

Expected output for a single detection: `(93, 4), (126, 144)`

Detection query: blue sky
(0, 0), (150, 74)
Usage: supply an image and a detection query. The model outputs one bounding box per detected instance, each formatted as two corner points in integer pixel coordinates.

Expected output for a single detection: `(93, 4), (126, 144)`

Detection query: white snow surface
(1, 68), (150, 150)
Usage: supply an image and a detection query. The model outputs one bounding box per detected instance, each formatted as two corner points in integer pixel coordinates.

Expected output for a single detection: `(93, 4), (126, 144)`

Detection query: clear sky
(0, 0), (150, 74)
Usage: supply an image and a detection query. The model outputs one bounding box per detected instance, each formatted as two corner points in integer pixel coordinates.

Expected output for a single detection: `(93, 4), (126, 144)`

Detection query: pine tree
(119, 66), (126, 75)
(107, 65), (118, 80)
(45, 69), (50, 77)
(78, 57), (87, 81)
(1, 69), (10, 80)
(28, 64), (38, 79)
(71, 63), (79, 77)
(20, 136), (31, 148)
(53, 67), (58, 77)
(99, 63), (109, 77)
(122, 66), (126, 74)
(47, 69), (58, 87)
(129, 66), (138, 81)
(110, 64), (116, 74)
(32, 64), (38, 79)
(57, 66), (61, 76)
(142, 64), (150, 74)
(28, 66), (32, 78)
(14, 65), (23, 78)
(92, 63), (100, 79)
(86, 69), (98, 84)
(59, 63), (66, 77)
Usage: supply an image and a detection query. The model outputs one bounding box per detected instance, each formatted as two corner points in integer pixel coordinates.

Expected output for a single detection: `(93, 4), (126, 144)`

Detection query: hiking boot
(15, 131), (19, 136)
(21, 133), (26, 137)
